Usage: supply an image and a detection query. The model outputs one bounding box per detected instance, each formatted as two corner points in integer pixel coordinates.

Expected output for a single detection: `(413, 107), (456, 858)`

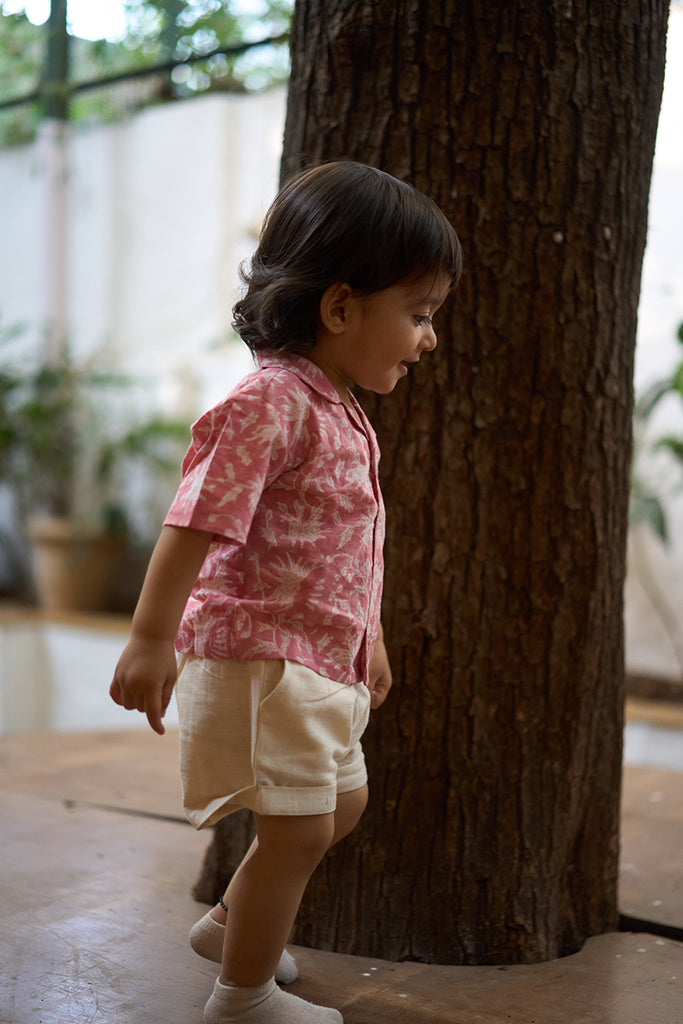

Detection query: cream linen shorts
(175, 656), (371, 829)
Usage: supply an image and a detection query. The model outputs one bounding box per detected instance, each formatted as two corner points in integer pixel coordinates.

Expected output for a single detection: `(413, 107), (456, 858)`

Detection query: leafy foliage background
(0, 0), (292, 145)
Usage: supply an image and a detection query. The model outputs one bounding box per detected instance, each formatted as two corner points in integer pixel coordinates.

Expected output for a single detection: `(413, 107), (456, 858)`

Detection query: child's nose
(420, 326), (438, 352)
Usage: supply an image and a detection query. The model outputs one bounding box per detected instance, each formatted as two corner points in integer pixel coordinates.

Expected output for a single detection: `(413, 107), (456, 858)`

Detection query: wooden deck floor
(1, 723), (681, 1024)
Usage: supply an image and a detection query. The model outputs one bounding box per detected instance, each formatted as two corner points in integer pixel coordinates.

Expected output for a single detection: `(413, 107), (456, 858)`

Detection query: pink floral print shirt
(164, 352), (385, 687)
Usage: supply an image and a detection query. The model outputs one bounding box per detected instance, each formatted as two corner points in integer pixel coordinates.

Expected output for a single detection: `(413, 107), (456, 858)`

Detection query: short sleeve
(165, 375), (304, 544)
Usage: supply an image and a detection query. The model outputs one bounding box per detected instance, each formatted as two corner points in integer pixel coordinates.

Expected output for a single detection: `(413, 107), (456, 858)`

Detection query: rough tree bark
(195, 0), (669, 964)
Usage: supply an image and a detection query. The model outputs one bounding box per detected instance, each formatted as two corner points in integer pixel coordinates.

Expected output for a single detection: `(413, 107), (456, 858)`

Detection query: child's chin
(358, 374), (401, 395)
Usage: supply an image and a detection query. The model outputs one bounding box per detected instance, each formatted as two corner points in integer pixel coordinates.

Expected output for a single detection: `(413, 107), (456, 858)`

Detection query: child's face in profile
(312, 272), (451, 398)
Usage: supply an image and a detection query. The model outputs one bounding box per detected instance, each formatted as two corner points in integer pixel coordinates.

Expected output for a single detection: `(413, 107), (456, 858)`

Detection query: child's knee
(257, 812), (335, 871)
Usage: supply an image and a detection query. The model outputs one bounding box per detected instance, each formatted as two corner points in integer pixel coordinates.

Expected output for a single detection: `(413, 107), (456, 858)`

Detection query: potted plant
(0, 332), (188, 612)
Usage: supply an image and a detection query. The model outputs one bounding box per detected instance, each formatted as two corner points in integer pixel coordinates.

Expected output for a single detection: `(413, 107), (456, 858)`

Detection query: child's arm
(109, 525), (213, 735)
(368, 622), (392, 709)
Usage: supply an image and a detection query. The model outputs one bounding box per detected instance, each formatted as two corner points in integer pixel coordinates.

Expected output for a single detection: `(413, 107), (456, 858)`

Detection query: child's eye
(415, 315), (433, 327)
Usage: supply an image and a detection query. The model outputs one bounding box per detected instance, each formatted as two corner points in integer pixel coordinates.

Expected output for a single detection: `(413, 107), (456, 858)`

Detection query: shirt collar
(258, 351), (346, 406)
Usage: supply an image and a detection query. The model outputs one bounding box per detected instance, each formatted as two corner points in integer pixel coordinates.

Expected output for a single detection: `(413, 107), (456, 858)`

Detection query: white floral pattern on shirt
(164, 352), (385, 686)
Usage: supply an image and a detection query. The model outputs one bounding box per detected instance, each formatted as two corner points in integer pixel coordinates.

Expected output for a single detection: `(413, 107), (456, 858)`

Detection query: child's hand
(110, 636), (178, 735)
(109, 525), (212, 735)
(368, 636), (392, 709)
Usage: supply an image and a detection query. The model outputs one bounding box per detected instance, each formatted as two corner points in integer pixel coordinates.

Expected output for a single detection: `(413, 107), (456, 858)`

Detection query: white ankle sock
(189, 909), (298, 984)
(203, 978), (343, 1024)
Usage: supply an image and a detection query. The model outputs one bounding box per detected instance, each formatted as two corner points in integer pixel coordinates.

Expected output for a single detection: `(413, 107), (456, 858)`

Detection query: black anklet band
(219, 896), (228, 913)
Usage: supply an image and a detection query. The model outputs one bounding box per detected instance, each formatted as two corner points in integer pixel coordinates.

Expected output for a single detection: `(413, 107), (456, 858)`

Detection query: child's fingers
(146, 673), (176, 735)
(109, 677), (124, 706)
(110, 675), (139, 711)
(145, 693), (166, 736)
(370, 674), (392, 709)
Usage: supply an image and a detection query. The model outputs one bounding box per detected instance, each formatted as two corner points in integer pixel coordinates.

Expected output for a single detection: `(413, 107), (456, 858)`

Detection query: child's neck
(304, 353), (354, 405)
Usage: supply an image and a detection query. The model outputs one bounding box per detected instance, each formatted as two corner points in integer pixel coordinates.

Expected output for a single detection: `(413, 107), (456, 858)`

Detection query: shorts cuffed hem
(186, 782), (346, 827)
(253, 783), (338, 816)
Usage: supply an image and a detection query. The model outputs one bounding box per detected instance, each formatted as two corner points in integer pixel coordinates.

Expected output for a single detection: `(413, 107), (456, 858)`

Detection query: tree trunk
(198, 0), (669, 964)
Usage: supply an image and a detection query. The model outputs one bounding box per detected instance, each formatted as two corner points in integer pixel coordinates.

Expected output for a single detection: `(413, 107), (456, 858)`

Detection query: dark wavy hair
(232, 161), (462, 354)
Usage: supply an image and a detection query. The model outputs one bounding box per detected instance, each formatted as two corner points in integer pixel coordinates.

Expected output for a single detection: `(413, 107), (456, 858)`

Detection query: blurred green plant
(0, 10), (42, 143)
(122, 0), (292, 93)
(0, 328), (188, 538)
(0, 1), (293, 146)
(630, 321), (683, 544)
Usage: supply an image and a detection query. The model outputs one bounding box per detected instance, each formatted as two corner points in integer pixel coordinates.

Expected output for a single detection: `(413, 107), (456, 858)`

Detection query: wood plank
(0, 789), (213, 1024)
(306, 935), (683, 1024)
(2, 783), (682, 1024)
(0, 727), (183, 819)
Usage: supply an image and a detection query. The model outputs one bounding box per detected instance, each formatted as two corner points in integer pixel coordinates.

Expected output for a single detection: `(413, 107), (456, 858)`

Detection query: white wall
(0, 88), (286, 418)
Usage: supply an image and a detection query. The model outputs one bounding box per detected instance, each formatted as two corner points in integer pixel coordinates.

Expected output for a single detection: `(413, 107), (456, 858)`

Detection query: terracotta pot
(27, 516), (126, 612)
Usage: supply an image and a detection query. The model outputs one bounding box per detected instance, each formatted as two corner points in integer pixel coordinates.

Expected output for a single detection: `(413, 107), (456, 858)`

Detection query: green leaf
(654, 436), (683, 463)
(634, 378), (675, 421)
(630, 493), (669, 543)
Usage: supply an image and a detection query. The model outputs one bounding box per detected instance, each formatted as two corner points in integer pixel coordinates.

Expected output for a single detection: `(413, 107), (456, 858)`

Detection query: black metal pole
(44, 0), (69, 119)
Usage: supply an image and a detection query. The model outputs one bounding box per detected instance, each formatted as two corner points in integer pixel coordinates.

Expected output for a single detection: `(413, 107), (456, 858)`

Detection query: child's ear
(319, 282), (354, 334)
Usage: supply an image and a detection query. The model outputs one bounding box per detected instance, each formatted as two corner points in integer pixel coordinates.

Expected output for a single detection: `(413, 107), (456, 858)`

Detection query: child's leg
(199, 788), (369, 1022)
(191, 834), (300, 982)
(213, 785), (369, 926)
(206, 837), (258, 925)
(203, 811), (344, 1022)
(192, 785), (369, 978)
(221, 810), (335, 988)
(204, 804), (365, 1022)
